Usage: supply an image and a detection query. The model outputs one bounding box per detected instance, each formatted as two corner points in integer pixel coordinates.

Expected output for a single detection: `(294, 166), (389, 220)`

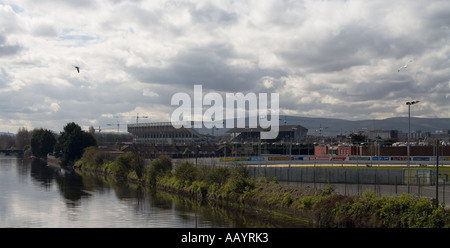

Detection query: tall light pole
(406, 100), (419, 193)
(289, 128), (297, 168)
(435, 139), (440, 207)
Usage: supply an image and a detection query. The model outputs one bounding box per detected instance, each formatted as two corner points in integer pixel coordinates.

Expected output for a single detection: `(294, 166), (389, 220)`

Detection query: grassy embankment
(75, 147), (450, 228)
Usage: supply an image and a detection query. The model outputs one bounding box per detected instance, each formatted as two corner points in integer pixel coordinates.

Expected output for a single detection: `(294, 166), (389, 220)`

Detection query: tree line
(0, 127), (31, 151)
(0, 122), (97, 165)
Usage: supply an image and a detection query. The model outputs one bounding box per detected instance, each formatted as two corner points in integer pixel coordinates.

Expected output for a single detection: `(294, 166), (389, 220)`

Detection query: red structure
(314, 145), (328, 155)
(315, 144), (450, 156)
(338, 146), (360, 156)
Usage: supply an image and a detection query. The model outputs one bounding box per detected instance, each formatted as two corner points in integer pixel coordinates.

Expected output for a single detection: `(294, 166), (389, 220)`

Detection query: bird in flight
(398, 59), (413, 72)
(73, 65), (80, 73)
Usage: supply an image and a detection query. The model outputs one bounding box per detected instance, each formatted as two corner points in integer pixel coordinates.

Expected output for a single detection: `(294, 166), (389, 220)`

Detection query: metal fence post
(395, 176), (397, 195)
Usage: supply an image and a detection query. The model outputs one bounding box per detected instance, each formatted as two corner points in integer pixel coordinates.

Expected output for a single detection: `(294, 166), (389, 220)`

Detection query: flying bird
(73, 65), (80, 73)
(398, 59), (413, 72)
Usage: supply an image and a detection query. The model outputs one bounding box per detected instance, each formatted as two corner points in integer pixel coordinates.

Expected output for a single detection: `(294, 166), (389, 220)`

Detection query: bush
(333, 190), (450, 228)
(144, 155), (174, 187)
(283, 192), (293, 206)
(145, 165), (157, 187)
(190, 181), (208, 197)
(230, 162), (250, 179)
(207, 166), (231, 186)
(271, 177), (278, 184)
(300, 196), (315, 210)
(107, 152), (144, 178)
(223, 177), (255, 195)
(321, 185), (335, 196)
(377, 193), (448, 228)
(77, 146), (106, 169)
(152, 155), (172, 175)
(174, 161), (198, 186)
(257, 174), (268, 183)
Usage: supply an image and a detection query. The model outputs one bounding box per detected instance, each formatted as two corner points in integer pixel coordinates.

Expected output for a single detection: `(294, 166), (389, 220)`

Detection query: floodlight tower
(406, 100), (419, 193)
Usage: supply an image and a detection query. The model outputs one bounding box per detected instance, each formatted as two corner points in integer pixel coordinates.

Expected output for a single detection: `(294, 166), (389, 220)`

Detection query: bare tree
(15, 127), (31, 150)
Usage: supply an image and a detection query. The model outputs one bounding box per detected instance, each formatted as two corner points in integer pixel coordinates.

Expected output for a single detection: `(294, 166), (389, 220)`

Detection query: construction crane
(116, 113), (150, 124)
(315, 124), (329, 137)
(135, 113), (149, 124)
(91, 126), (102, 133)
(105, 113), (149, 132)
(106, 120), (122, 133)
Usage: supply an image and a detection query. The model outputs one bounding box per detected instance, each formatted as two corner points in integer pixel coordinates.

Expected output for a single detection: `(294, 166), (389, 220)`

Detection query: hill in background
(195, 115), (450, 137)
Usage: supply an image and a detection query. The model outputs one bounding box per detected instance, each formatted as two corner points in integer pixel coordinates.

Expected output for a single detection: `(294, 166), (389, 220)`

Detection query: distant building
(315, 143), (450, 157)
(364, 130), (398, 140)
(127, 122), (204, 145)
(337, 145), (360, 156)
(314, 145), (328, 156)
(397, 130), (430, 140)
(226, 125), (308, 143)
(431, 130), (450, 140)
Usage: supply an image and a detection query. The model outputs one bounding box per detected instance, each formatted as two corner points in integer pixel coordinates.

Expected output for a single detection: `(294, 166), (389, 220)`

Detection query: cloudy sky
(0, 0), (449, 133)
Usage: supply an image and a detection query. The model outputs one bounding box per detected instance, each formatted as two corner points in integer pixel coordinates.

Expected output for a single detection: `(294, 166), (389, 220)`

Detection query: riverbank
(74, 149), (450, 228)
(75, 164), (318, 227)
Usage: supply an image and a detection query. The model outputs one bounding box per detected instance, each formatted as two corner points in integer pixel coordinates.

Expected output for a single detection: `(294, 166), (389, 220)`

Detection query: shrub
(333, 190), (450, 228)
(223, 177), (255, 195)
(190, 181), (208, 197)
(282, 192), (293, 206)
(271, 177), (278, 184)
(107, 152), (144, 178)
(144, 165), (157, 187)
(77, 146), (106, 169)
(207, 166), (230, 186)
(377, 193), (448, 228)
(152, 155), (173, 175)
(300, 196), (315, 210)
(174, 160), (198, 185)
(230, 162), (250, 179)
(257, 174), (268, 183)
(321, 185), (335, 196)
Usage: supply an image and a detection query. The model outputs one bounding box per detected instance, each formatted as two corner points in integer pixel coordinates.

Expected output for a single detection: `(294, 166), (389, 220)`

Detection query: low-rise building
(337, 145), (360, 156)
(314, 145), (328, 156)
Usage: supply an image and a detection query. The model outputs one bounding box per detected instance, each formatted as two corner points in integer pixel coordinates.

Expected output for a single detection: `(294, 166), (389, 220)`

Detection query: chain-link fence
(250, 166), (450, 208)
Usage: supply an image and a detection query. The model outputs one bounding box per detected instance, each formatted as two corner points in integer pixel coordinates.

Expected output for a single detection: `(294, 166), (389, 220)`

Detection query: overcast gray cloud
(0, 0), (449, 133)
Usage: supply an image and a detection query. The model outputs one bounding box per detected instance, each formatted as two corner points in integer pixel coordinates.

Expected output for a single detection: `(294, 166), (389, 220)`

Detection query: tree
(30, 128), (56, 158)
(15, 127), (31, 150)
(348, 133), (366, 144)
(54, 122), (97, 164)
(0, 134), (15, 150)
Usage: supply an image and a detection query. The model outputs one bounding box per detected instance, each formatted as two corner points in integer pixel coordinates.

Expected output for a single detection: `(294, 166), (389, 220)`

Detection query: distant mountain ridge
(275, 116), (450, 136)
(194, 115), (450, 137)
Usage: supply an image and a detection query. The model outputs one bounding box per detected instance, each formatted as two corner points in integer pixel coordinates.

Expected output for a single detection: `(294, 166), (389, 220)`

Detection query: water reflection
(30, 159), (91, 203)
(0, 156), (313, 227)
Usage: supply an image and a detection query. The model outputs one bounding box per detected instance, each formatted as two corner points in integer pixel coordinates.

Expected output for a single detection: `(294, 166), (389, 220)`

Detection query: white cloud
(0, 0), (448, 133)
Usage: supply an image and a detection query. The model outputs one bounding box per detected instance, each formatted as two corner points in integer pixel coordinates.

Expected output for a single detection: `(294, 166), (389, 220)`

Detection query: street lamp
(289, 128), (297, 168)
(406, 100), (419, 193)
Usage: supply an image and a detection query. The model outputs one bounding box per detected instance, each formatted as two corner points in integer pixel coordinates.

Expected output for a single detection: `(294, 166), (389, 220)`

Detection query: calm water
(0, 156), (312, 228)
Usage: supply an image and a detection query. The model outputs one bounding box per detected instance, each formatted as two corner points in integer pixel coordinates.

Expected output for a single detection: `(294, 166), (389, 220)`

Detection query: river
(0, 155), (313, 228)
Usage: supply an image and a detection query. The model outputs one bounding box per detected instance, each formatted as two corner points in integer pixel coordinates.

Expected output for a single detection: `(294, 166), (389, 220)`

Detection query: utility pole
(106, 118), (123, 144)
(406, 100), (419, 193)
(436, 139), (440, 207)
